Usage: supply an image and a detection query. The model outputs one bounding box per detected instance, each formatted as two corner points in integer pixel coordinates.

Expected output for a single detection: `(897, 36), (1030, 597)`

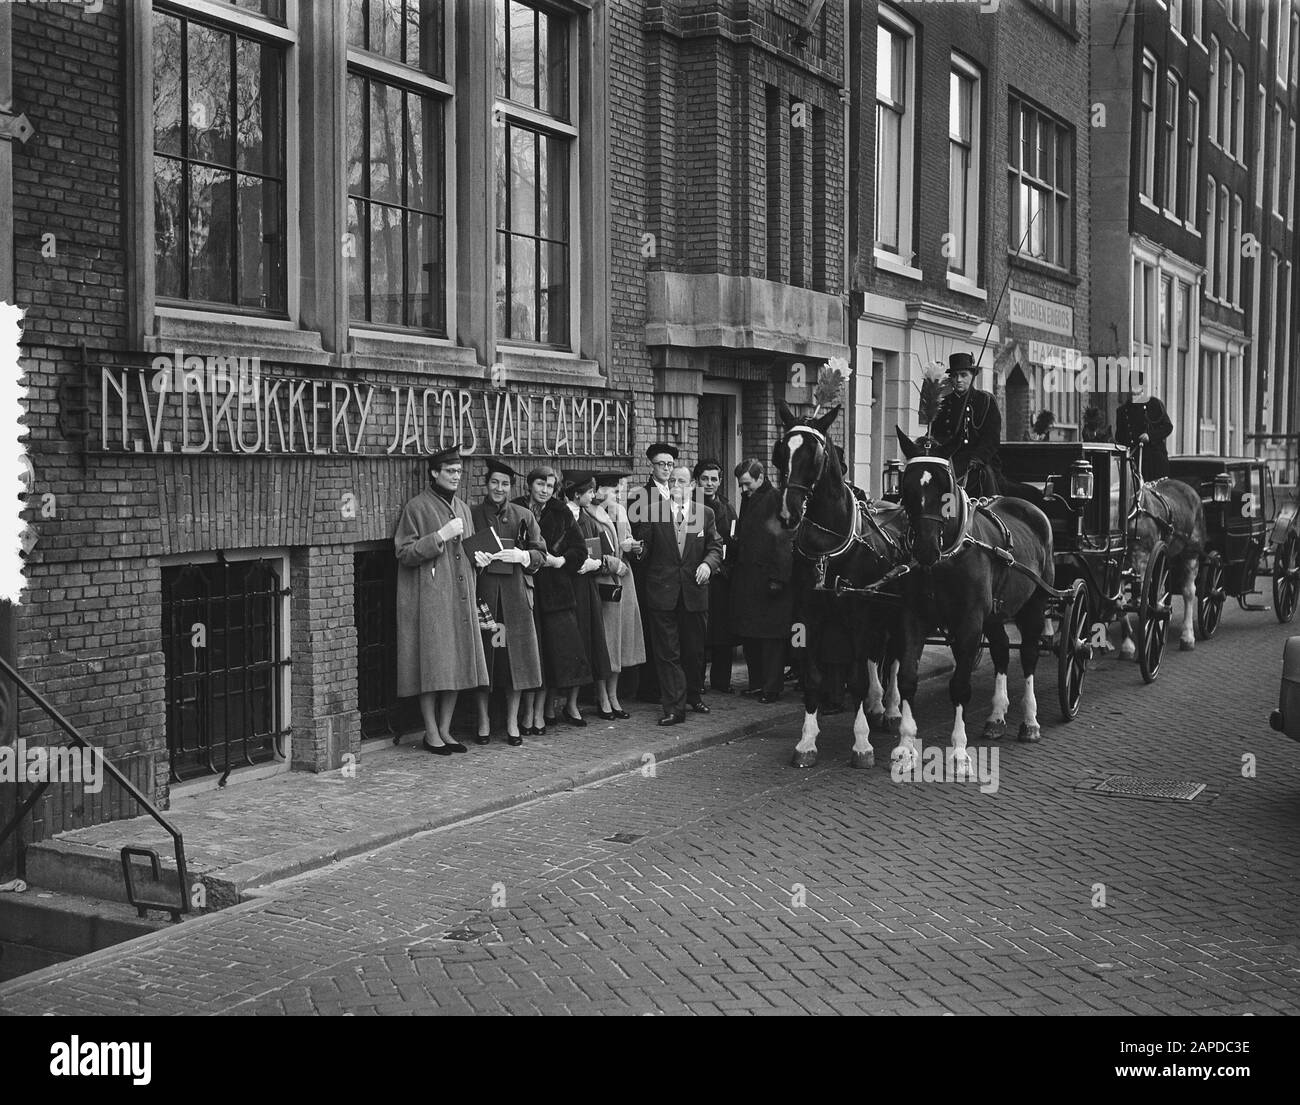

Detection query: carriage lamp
(1069, 459), (1094, 503)
(1213, 473), (1232, 502)
(883, 459), (904, 500)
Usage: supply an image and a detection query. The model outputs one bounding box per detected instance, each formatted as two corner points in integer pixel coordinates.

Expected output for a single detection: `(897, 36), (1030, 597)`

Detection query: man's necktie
(675, 506), (686, 557)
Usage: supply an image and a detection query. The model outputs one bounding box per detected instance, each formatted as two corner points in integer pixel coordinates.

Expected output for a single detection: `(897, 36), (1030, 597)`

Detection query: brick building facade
(2, 0), (849, 841)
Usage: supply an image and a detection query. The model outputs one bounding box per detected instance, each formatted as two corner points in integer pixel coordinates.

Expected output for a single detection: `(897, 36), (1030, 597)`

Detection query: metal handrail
(0, 656), (190, 922)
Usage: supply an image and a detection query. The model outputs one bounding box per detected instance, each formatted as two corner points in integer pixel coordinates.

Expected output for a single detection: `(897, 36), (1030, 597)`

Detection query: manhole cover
(604, 832), (643, 844)
(1089, 774), (1206, 801)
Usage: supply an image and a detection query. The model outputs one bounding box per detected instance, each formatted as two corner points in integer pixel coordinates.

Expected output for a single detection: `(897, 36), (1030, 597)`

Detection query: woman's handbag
(597, 582), (623, 603)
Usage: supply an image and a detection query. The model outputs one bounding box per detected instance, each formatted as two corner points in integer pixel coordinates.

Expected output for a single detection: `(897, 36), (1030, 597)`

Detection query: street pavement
(2, 601), (1299, 1015)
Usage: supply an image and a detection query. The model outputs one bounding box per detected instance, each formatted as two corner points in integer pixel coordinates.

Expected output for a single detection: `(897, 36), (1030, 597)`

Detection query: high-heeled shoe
(611, 708), (631, 720)
(506, 731), (524, 747)
(475, 731), (492, 745)
(596, 708), (616, 720)
(445, 740), (468, 753)
(562, 710), (587, 727)
(422, 739), (454, 756)
(533, 724), (547, 738)
(521, 725), (536, 737)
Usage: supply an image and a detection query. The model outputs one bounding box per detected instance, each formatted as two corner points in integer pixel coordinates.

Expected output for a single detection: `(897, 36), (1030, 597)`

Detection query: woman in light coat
(584, 472), (646, 719)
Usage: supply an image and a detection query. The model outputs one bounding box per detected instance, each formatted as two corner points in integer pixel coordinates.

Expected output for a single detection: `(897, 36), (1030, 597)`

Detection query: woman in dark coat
(515, 467), (601, 733)
(564, 470), (615, 726)
(729, 459), (794, 702)
(470, 458), (547, 746)
(1116, 381), (1174, 481)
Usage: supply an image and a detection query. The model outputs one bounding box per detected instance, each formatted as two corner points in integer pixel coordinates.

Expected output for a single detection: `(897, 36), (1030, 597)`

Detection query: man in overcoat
(729, 459), (795, 702)
(631, 441), (679, 702)
(633, 464), (724, 725)
(1115, 375), (1174, 481)
(931, 351), (1002, 497)
(395, 444), (489, 754)
(470, 458), (546, 747)
(695, 459), (738, 693)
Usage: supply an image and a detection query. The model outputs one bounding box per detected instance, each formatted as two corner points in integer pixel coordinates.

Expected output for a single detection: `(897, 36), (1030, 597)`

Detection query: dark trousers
(743, 637), (786, 698)
(650, 599), (705, 716)
(703, 644), (735, 690)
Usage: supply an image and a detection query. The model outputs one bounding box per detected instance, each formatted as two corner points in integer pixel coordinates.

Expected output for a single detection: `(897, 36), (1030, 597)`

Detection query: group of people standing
(394, 441), (798, 752)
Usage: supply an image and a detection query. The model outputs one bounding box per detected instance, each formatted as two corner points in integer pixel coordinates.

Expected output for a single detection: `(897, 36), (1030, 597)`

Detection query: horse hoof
(1017, 723), (1041, 744)
(867, 710), (887, 731)
(850, 749), (875, 769)
(887, 715), (902, 736)
(982, 719), (1007, 741)
(791, 749), (817, 769)
(1179, 639), (1195, 652)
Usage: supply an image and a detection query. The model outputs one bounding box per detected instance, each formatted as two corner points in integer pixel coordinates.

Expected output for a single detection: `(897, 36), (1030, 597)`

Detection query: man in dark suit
(932, 351), (1002, 498)
(633, 464), (724, 725)
(631, 441), (679, 702)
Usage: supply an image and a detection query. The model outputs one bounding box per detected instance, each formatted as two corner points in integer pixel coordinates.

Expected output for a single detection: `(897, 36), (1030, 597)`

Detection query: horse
(773, 400), (910, 769)
(894, 428), (1057, 777)
(1118, 456), (1206, 657)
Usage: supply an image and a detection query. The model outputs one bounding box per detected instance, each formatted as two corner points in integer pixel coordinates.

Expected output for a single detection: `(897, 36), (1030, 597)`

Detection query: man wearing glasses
(632, 442), (679, 701)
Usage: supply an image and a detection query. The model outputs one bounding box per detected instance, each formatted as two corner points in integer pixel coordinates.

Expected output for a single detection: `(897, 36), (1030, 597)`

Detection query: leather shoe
(562, 710), (587, 728)
(475, 733), (492, 745)
(445, 740), (468, 753)
(506, 733), (524, 747)
(612, 709), (631, 720)
(597, 709), (617, 720)
(689, 701), (710, 714)
(422, 740), (454, 756)
(658, 712), (686, 726)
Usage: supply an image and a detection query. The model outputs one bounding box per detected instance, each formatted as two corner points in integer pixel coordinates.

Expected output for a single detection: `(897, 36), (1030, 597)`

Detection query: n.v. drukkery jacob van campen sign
(94, 360), (634, 459)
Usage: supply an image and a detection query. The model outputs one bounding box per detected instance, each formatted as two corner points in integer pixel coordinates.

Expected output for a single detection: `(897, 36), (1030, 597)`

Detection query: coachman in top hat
(931, 351), (1002, 498)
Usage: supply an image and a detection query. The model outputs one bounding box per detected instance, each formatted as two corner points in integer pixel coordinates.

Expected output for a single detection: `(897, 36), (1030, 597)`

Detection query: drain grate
(1089, 774), (1206, 801)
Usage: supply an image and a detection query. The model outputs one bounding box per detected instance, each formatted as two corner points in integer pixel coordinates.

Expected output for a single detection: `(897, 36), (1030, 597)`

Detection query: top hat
(947, 352), (977, 376)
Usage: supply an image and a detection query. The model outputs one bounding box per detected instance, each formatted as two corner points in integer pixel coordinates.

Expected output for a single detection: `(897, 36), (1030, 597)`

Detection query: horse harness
(1130, 483), (1176, 540)
(782, 422), (908, 591)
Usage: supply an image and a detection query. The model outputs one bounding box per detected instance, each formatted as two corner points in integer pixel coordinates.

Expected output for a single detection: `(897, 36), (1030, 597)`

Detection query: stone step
(0, 887), (168, 983)
(23, 839), (198, 912)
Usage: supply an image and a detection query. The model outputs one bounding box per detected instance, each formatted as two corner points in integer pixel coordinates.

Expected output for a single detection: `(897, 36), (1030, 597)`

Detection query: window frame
(947, 53), (982, 286)
(874, 4), (918, 275)
(1008, 94), (1074, 270)
(1274, 101), (1286, 216)
(492, 0), (582, 351)
(1140, 52), (1158, 202)
(1205, 175), (1216, 301)
(345, 1), (455, 339)
(1163, 69), (1181, 215)
(146, 0), (299, 328)
(1184, 92), (1201, 229)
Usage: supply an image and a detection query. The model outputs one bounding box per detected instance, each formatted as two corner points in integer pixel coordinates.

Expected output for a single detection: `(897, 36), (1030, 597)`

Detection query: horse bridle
(904, 456), (974, 562)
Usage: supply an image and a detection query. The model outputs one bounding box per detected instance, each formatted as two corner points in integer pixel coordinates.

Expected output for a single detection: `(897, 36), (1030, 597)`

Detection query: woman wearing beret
(585, 472), (646, 720)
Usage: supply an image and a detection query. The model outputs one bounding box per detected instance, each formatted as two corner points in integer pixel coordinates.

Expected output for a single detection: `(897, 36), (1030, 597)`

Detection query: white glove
(437, 518), (464, 542)
(579, 557), (602, 574)
(502, 547), (531, 565)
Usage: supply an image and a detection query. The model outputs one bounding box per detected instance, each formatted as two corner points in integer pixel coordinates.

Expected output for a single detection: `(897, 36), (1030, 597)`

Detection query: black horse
(894, 429), (1056, 777)
(773, 400), (910, 768)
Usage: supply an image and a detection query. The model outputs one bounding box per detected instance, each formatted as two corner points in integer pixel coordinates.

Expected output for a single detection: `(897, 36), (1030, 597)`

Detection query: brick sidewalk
(4, 609), (1297, 1015)
(26, 651), (957, 908)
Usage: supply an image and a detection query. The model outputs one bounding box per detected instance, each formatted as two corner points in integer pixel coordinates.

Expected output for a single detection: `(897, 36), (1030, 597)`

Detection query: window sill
(1162, 208), (1185, 226)
(496, 344), (605, 387)
(945, 272), (987, 301)
(1006, 252), (1081, 286)
(148, 310), (330, 366)
(344, 330), (482, 376)
(1025, 2), (1079, 41)
(873, 250), (923, 281)
(1138, 194), (1161, 213)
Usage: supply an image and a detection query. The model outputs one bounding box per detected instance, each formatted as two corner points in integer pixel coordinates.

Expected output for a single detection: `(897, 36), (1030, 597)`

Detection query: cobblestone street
(4, 602), (1298, 1016)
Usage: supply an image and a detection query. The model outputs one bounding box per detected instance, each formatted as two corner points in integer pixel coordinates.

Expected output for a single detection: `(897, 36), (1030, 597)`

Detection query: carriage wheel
(1196, 554), (1225, 641)
(1273, 535), (1300, 623)
(1137, 542), (1171, 685)
(1056, 581), (1090, 721)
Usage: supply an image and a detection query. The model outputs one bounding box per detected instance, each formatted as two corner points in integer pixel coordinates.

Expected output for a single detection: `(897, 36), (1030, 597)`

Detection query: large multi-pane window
(1209, 38), (1220, 146)
(1009, 96), (1073, 268)
(153, 4), (287, 312)
(1184, 94), (1200, 223)
(346, 0), (447, 333)
(1231, 194), (1243, 307)
(1139, 54), (1157, 199)
(948, 58), (981, 280)
(1217, 183), (1229, 299)
(1163, 72), (1180, 212)
(875, 9), (914, 259)
(1274, 102), (1285, 214)
(494, 0), (574, 346)
(1133, 259), (1155, 375)
(1234, 63), (1245, 162)
(1205, 176), (1217, 296)
(1220, 48), (1233, 151)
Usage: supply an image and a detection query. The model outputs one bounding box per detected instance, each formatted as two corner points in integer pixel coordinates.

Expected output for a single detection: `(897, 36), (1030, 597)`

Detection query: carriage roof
(1168, 455), (1267, 475)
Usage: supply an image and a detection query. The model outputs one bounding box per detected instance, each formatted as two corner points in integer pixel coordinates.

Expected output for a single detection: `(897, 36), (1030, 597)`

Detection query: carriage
(1166, 455), (1300, 636)
(993, 440), (1178, 691)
